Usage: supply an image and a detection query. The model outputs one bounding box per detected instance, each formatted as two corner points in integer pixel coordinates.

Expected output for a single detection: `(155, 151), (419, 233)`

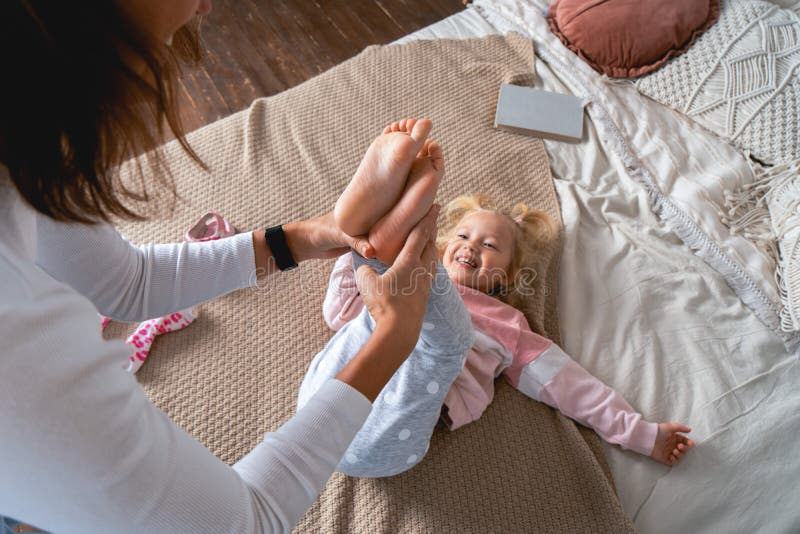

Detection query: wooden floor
(179, 0), (466, 133)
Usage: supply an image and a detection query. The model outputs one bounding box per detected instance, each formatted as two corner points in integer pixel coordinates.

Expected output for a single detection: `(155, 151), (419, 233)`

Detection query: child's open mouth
(455, 256), (477, 269)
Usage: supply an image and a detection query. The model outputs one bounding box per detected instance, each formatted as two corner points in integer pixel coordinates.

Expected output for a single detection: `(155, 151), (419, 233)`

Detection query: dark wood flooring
(179, 0), (466, 133)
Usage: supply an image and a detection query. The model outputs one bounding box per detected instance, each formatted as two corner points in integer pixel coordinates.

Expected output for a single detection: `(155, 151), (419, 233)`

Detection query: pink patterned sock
(124, 309), (197, 373)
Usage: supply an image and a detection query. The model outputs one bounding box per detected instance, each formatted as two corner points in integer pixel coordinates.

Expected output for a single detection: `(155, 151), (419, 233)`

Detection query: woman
(0, 1), (438, 531)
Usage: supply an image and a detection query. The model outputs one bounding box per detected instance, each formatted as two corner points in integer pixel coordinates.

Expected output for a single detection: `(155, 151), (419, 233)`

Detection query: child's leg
(297, 252), (473, 477)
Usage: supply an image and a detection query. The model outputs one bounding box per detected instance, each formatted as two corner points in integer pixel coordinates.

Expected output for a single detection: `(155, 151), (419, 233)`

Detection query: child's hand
(651, 423), (695, 466)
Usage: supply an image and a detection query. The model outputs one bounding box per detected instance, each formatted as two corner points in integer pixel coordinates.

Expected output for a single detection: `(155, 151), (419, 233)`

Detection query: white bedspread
(402, 2), (800, 532)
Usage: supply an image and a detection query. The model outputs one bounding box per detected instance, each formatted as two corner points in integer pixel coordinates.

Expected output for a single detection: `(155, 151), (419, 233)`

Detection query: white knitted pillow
(636, 0), (800, 165)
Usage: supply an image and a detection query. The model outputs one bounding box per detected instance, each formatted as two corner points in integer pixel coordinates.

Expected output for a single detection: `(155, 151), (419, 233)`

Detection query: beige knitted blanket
(109, 33), (635, 533)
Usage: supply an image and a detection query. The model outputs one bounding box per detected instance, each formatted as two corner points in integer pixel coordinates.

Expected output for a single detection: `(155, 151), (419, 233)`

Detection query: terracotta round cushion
(547, 0), (720, 78)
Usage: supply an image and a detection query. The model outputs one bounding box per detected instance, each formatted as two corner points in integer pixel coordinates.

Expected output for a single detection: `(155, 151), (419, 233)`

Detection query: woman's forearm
(250, 221), (316, 279)
(334, 320), (417, 402)
(35, 213), (256, 321)
(251, 228), (279, 279)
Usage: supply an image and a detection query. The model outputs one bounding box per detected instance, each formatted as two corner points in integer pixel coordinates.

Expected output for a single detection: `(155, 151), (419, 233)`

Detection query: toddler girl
(298, 119), (693, 477)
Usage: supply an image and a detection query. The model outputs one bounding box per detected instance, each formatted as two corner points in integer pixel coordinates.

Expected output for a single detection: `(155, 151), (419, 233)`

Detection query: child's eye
(484, 242), (496, 250)
(457, 234), (468, 239)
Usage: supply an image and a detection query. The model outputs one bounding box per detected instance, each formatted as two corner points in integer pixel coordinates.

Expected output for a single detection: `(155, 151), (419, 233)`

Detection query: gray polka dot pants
(297, 251), (474, 477)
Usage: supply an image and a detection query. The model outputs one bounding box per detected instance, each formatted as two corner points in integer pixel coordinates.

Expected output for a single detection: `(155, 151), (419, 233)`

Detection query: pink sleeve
(322, 253), (364, 331)
(536, 351), (658, 456)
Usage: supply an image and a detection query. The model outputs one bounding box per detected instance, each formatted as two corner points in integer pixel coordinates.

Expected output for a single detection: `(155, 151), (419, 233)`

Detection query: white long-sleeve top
(0, 169), (372, 533)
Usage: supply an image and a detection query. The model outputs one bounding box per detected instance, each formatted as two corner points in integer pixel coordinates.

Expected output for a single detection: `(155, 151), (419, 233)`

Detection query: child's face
(442, 211), (514, 293)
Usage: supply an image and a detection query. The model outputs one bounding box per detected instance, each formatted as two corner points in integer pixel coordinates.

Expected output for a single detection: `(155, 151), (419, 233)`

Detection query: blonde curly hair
(436, 194), (557, 314)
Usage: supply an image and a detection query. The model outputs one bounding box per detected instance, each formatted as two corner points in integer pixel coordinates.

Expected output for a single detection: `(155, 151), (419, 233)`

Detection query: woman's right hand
(354, 204), (440, 349)
(334, 204), (439, 402)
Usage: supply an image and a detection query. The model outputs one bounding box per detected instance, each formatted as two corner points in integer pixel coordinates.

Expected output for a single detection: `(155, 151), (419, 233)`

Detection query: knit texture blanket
(109, 32), (635, 533)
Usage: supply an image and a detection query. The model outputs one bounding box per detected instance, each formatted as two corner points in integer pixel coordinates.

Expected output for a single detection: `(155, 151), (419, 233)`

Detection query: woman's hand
(354, 204), (439, 348)
(334, 205), (440, 401)
(284, 212), (375, 262)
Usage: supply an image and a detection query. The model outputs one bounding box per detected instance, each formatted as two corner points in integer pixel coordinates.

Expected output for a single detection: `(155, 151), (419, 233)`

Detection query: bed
(401, 1), (800, 532)
(104, 1), (800, 532)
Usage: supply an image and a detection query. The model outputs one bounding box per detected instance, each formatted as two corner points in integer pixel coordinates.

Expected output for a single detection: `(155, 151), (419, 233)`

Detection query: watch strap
(264, 225), (298, 271)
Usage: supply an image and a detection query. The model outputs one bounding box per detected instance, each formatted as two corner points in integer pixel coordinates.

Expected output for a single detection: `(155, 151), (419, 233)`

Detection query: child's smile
(442, 211), (514, 294)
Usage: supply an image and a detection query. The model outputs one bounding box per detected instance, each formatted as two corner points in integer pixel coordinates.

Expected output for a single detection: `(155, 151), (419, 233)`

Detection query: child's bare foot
(369, 139), (444, 263)
(334, 118), (432, 239)
(651, 423), (694, 466)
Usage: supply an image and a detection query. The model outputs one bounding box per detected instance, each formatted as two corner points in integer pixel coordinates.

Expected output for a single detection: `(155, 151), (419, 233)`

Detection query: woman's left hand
(284, 212), (375, 262)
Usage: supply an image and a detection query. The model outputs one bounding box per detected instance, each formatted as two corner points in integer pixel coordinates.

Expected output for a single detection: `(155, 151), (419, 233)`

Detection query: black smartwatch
(264, 225), (298, 271)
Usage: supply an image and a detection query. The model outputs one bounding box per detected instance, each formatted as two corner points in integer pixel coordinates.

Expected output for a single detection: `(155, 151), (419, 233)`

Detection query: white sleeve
(34, 214), (256, 322)
(0, 277), (372, 533)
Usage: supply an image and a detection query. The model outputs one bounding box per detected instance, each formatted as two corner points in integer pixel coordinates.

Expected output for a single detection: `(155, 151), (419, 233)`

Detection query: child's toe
(409, 118), (432, 145)
(417, 139), (431, 158)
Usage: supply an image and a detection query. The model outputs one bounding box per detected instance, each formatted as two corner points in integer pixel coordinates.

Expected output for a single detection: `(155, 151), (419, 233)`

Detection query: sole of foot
(369, 138), (444, 264)
(334, 118), (432, 239)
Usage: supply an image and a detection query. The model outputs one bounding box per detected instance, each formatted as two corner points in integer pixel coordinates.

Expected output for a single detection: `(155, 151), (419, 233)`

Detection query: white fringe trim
(723, 160), (800, 332)
(473, 2), (800, 351)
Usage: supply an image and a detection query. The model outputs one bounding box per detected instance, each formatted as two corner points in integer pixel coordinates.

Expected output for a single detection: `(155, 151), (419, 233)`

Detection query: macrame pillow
(636, 0), (800, 165)
(546, 0), (720, 78)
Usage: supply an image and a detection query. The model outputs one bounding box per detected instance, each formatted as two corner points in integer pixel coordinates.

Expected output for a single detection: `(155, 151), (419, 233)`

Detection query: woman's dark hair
(0, 2), (204, 224)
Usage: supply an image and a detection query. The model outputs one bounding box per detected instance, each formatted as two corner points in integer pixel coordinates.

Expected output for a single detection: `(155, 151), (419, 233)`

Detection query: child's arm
(505, 326), (693, 464)
(322, 253), (365, 331)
